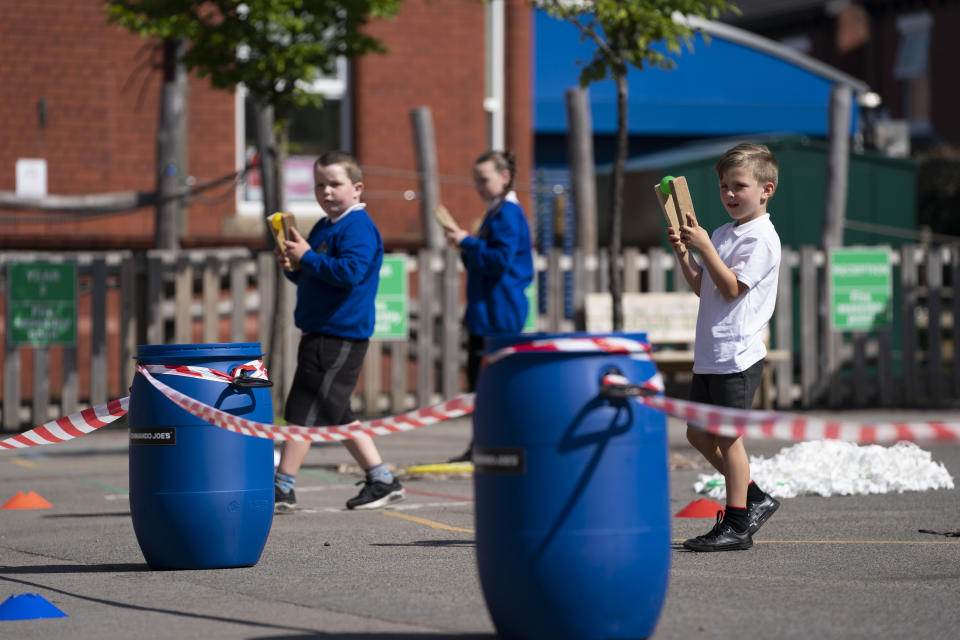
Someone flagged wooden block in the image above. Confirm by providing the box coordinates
[268,211,301,270]
[653,179,685,254]
[433,204,460,231]
[268,211,297,250]
[669,176,696,228]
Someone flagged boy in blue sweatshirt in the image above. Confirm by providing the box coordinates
[273,150,404,512]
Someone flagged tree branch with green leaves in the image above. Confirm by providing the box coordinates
[534,0,737,330]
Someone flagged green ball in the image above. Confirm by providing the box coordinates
[659,175,675,195]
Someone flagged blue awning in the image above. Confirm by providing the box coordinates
[534,11,868,137]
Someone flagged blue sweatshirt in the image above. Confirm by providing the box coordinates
[459,197,534,335]
[285,205,383,339]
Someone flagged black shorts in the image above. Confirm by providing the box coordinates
[689,359,764,410]
[466,332,486,392]
[284,334,368,427]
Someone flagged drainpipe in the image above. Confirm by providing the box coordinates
[485,0,505,150]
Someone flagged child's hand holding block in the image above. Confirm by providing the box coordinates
[269,211,301,270]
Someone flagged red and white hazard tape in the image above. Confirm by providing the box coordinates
[640,395,960,444]
[484,335,653,364]
[0,398,129,450]
[141,359,269,385]
[0,360,266,450]
[137,363,474,442]
[6,338,960,450]
[597,369,960,444]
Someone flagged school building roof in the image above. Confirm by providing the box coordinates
[534,12,871,138]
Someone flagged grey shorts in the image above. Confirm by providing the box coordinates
[689,359,764,410]
[284,334,368,427]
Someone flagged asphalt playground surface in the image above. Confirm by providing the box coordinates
[2,408,960,639]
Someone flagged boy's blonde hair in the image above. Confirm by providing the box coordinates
[715,143,778,189]
[315,150,363,184]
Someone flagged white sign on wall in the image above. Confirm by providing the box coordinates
[16,158,47,197]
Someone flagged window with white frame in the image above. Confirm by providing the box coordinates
[236,58,350,216]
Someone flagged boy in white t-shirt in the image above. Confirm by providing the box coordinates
[666,143,782,552]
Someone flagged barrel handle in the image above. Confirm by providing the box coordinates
[598,367,657,400]
[231,370,273,388]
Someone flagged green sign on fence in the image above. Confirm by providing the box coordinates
[7,262,78,346]
[523,279,537,333]
[373,254,408,340]
[829,247,892,331]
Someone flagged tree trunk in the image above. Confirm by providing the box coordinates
[411,106,443,250]
[155,38,186,251]
[566,87,598,256]
[821,84,852,250]
[253,103,289,408]
[255,103,282,239]
[608,68,628,331]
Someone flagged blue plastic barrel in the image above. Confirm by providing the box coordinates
[474,332,670,640]
[128,343,274,570]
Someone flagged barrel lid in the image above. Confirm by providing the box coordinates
[136,342,264,359]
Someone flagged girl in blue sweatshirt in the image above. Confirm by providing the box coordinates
[443,150,534,461]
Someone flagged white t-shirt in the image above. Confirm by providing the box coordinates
[693,213,781,375]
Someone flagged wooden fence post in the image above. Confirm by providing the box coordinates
[202,256,219,343]
[547,248,563,331]
[622,248,640,293]
[229,257,246,343]
[952,246,960,399]
[3,338,19,430]
[648,247,666,293]
[146,254,165,345]
[257,252,275,352]
[120,253,138,393]
[90,257,107,406]
[281,276,297,401]
[363,343,382,415]
[775,248,795,408]
[800,246,820,407]
[391,339,409,414]
[901,245,918,405]
[417,250,436,408]
[926,248,943,406]
[442,247,461,397]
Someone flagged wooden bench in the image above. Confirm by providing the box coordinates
[585,292,790,410]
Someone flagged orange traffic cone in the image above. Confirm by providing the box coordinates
[674,498,724,518]
[2,491,53,509]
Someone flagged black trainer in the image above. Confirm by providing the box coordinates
[683,511,753,552]
[747,494,781,535]
[346,478,406,510]
[274,486,297,514]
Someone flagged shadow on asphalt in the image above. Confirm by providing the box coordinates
[42,511,131,518]
[370,539,475,547]
[253,635,495,639]
[0,563,149,573]
[0,574,440,637]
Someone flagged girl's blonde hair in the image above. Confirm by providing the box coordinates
[475,150,517,192]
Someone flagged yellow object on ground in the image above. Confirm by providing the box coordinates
[404,462,474,474]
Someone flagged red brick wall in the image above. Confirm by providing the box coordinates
[1,0,533,250]
[0,1,236,249]
[354,0,533,246]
